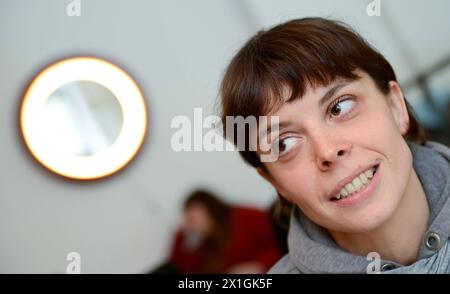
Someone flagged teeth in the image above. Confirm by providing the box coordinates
[352,177,363,190]
[336,166,377,200]
[359,173,368,184]
[364,168,375,179]
[345,183,355,194]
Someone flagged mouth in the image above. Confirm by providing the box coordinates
[330,163,380,204]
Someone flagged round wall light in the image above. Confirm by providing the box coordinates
[20,57,147,180]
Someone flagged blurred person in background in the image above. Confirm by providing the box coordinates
[167,189,282,274]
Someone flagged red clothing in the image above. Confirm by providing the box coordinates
[170,206,282,273]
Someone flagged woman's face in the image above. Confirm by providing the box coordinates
[182,203,213,237]
[258,70,413,233]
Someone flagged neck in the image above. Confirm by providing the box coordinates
[329,169,429,265]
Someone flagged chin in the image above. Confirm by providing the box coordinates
[348,217,388,233]
[339,202,399,233]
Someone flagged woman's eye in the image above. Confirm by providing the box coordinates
[278,137,298,155]
[330,98,355,117]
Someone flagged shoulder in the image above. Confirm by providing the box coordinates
[426,141,450,161]
[233,206,265,215]
[232,206,268,221]
[267,254,302,274]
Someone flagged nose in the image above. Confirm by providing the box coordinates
[311,132,352,171]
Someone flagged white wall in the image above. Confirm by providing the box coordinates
[0,0,449,273]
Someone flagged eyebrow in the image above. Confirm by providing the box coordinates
[318,79,352,107]
[259,121,292,141]
[259,79,353,141]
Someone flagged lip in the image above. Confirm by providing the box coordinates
[332,164,380,207]
[329,162,380,201]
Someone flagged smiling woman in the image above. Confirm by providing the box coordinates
[219,17,450,273]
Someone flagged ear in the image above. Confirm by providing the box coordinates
[256,167,290,201]
[387,81,410,135]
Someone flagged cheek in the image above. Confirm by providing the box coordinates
[354,106,412,178]
[273,164,322,207]
[350,100,406,155]
[369,96,404,135]
[361,108,409,160]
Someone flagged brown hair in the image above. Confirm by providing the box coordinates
[220,17,426,169]
[219,17,426,225]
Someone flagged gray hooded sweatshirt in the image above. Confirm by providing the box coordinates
[269,141,450,274]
